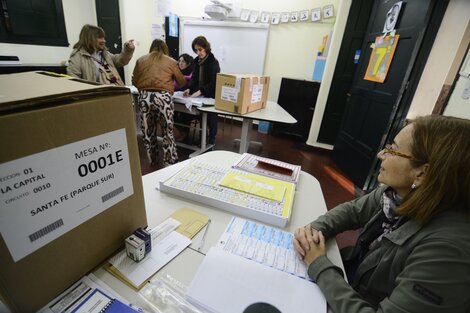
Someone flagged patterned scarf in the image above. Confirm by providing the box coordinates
[369,188,407,250]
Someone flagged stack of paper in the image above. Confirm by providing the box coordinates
[232,153,302,184]
[216,217,308,278]
[160,162,295,227]
[190,97,215,107]
[108,231,191,289]
[172,92,215,109]
[186,248,326,313]
[106,208,209,289]
[38,275,131,313]
[70,289,138,313]
[219,171,290,202]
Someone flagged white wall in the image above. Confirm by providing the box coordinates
[407,0,470,119]
[444,47,470,119]
[0,0,95,65]
[1,0,337,101]
[118,0,154,84]
[149,0,338,102]
[306,0,351,149]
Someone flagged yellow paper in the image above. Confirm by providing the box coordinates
[219,171,289,202]
[170,208,209,239]
[105,264,146,290]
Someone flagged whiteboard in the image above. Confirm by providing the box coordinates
[180,20,269,75]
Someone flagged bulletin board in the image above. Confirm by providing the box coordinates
[181,19,269,75]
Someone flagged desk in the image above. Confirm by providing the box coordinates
[92,151,343,311]
[198,101,297,153]
[172,101,214,157]
[131,91,214,158]
[0,152,342,313]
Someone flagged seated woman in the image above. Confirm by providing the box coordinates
[175,53,194,91]
[294,115,470,313]
[67,24,134,85]
[174,53,195,142]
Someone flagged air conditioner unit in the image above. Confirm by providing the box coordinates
[204,4,228,20]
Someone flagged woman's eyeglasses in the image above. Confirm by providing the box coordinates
[382,144,415,160]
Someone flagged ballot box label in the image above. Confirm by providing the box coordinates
[0,128,134,261]
[221,86,239,103]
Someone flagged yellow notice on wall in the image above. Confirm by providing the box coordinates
[219,171,290,202]
[364,34,400,83]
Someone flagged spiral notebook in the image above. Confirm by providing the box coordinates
[98,299,138,313]
[71,288,138,313]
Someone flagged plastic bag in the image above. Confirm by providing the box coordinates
[138,273,204,313]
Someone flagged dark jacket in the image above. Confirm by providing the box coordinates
[308,185,470,313]
[188,52,220,98]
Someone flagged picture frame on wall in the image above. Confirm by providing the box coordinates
[300,10,309,21]
[290,11,299,22]
[281,12,290,23]
[249,10,259,23]
[271,13,281,25]
[323,4,334,19]
[311,8,321,22]
[260,11,270,23]
[240,9,250,21]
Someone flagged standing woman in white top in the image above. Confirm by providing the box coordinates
[67,24,135,86]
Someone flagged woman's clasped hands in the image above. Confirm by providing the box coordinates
[293,226,327,266]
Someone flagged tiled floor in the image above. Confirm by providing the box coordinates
[137,117,359,249]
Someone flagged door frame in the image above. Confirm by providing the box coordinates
[95,0,125,84]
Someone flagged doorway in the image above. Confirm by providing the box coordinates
[330,0,448,190]
[95,0,125,84]
[317,0,374,145]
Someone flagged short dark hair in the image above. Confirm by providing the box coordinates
[178,53,194,65]
[191,36,211,54]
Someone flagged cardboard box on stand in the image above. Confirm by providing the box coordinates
[215,74,270,114]
[0,72,147,312]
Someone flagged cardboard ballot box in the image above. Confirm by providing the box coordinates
[0,72,147,312]
[215,74,270,114]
